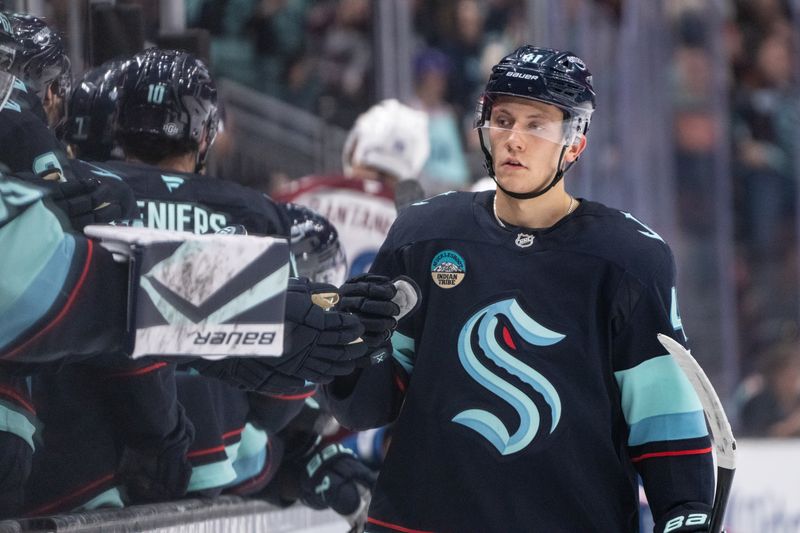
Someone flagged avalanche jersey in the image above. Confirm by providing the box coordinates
[0,77,72,178]
[276,175,396,276]
[327,191,714,532]
[71,159,290,237]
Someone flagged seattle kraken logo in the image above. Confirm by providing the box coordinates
[454,298,564,455]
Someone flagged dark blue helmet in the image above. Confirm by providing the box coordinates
[64,60,126,161]
[476,45,595,141]
[285,203,347,286]
[116,48,218,168]
[475,45,597,199]
[3,13,71,101]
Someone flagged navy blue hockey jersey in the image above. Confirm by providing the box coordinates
[69,159,290,237]
[0,77,72,178]
[326,191,714,532]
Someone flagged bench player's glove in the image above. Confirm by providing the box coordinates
[654,503,712,533]
[337,274,420,366]
[192,278,367,393]
[117,440,193,504]
[298,442,377,516]
[35,175,137,230]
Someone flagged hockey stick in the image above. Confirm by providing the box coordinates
[657,334,736,533]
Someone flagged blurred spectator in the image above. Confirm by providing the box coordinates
[442,0,488,117]
[315,0,373,128]
[246,0,313,96]
[739,342,800,437]
[412,48,470,192]
[732,32,796,255]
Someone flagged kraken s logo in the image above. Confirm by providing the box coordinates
[454,298,565,455]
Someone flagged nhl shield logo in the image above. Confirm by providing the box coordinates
[515,233,534,248]
[431,250,466,289]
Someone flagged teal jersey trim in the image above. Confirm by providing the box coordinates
[391,331,415,375]
[0,201,74,350]
[614,354,703,425]
[0,402,37,450]
[228,424,267,486]
[187,441,241,492]
[73,487,124,512]
[627,409,708,446]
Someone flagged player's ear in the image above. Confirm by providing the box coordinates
[564,135,587,163]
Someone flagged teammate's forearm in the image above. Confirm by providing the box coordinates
[323,361,405,430]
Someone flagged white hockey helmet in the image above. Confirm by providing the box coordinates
[342,99,430,181]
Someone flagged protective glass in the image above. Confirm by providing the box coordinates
[475,95,592,151]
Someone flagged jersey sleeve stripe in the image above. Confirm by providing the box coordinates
[627,410,708,446]
[265,389,317,401]
[73,487,124,512]
[105,361,168,378]
[227,424,268,487]
[614,354,703,424]
[1,238,91,360]
[367,517,435,533]
[0,198,70,316]
[187,446,238,492]
[0,202,75,350]
[26,472,116,516]
[630,446,712,463]
[0,402,37,450]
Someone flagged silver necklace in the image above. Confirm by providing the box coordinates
[493,194,576,228]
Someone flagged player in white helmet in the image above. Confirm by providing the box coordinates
[277,99,430,277]
[342,99,430,185]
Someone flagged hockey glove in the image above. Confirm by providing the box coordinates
[279,278,368,380]
[338,274,421,365]
[192,279,367,393]
[35,175,136,231]
[117,442,193,504]
[654,503,712,533]
[298,442,377,516]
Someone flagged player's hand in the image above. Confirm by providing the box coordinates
[191,278,367,393]
[117,443,192,504]
[337,274,399,365]
[33,175,137,230]
[298,442,377,516]
[279,278,368,380]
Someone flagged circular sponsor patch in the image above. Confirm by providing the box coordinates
[431,250,466,289]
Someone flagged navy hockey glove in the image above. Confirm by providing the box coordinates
[654,503,712,533]
[36,175,136,231]
[279,278,368,380]
[338,274,421,365]
[191,279,367,393]
[338,274,398,365]
[298,442,377,516]
[117,443,193,504]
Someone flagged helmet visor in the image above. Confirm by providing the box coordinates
[475,94,591,146]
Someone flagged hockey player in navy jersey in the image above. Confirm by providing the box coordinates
[25,48,367,510]
[0,13,72,177]
[0,172,138,517]
[63,60,126,162]
[325,46,716,532]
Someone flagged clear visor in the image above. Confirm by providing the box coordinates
[478,113,589,148]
